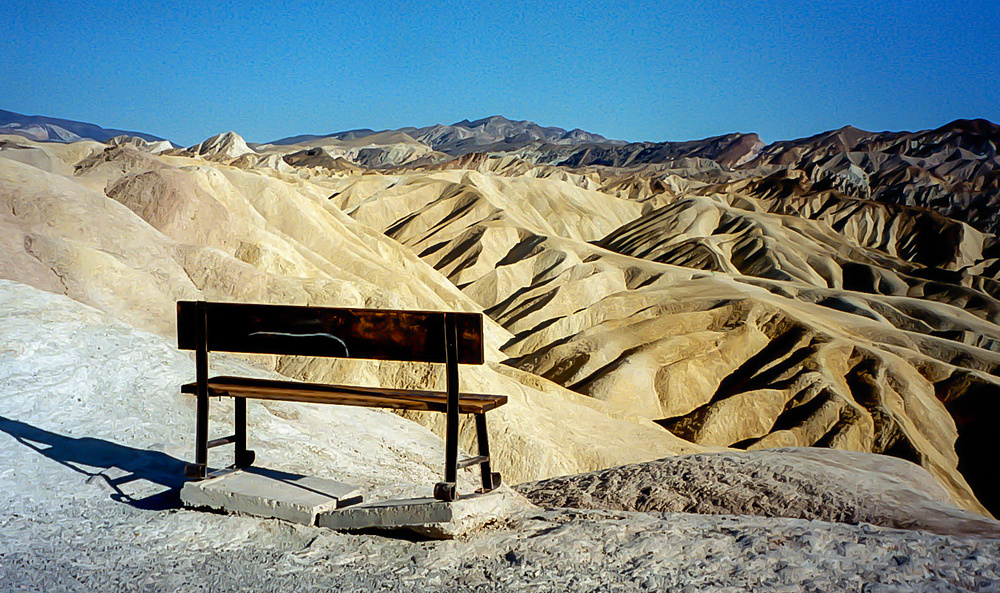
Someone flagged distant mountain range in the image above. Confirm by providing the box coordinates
[0,109,170,144]
[267,115,621,157]
[4,108,998,232]
[6,108,996,174]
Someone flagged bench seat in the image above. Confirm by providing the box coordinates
[181,375,507,414]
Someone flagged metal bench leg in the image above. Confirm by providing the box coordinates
[475,413,501,492]
[186,300,210,480]
[234,397,255,468]
[435,313,460,502]
[185,392,209,479]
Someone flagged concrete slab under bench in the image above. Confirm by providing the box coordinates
[180,467,363,526]
[317,487,533,538]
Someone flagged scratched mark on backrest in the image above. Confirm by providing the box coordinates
[177,301,484,364]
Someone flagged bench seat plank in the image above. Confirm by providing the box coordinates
[181,375,507,414]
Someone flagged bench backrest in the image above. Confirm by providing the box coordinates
[177,301,484,365]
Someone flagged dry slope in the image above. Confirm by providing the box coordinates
[2,119,999,520]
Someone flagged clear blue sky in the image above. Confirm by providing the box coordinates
[3,0,998,146]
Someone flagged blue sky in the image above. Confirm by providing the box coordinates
[2,0,998,146]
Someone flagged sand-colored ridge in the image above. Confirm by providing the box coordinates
[0,141,701,489]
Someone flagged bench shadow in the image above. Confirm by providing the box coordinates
[0,415,187,511]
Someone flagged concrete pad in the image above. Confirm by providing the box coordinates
[181,467,363,526]
[317,486,536,539]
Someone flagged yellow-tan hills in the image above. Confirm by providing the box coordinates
[2,119,999,520]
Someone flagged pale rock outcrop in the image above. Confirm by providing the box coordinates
[186,131,256,161]
[517,448,1000,538]
[108,134,173,154]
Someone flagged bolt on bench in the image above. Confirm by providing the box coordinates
[177,301,506,502]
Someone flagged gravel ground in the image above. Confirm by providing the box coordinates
[2,494,999,592]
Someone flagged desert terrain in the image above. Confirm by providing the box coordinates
[1,114,999,590]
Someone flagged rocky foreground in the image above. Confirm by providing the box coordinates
[5,500,999,592]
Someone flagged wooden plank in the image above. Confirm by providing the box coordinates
[177,301,484,364]
[218,389,448,412]
[186,375,506,404]
[180,376,507,414]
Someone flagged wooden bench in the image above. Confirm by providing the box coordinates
[177,300,506,501]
